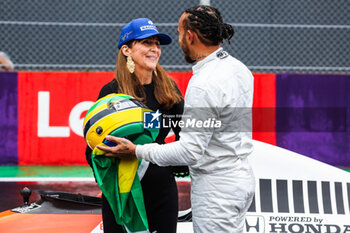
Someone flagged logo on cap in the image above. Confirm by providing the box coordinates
[122,31,133,41]
[140,25,157,31]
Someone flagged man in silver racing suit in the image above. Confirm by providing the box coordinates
[97,5,255,233]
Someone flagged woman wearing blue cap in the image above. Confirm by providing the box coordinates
[85,18,187,233]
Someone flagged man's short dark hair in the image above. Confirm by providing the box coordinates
[183,5,234,46]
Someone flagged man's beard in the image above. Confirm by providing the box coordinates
[181,35,196,64]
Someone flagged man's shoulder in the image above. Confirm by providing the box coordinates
[222,54,250,71]
[198,55,249,80]
[193,54,253,95]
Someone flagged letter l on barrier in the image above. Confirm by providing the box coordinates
[37,91,70,137]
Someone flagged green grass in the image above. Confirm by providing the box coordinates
[0,166,93,178]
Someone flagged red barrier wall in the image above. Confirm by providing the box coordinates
[17,72,113,165]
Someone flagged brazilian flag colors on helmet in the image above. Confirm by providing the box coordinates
[83,93,159,150]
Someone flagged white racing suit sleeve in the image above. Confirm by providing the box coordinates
[136,86,218,166]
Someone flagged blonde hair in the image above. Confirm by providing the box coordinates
[114,48,182,110]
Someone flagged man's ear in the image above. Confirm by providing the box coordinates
[121,45,131,56]
[186,30,195,44]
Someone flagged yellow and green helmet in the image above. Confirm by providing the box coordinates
[83,94,159,150]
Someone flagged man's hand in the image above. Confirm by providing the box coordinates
[96,135,136,159]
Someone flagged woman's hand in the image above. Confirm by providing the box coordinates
[96,135,136,159]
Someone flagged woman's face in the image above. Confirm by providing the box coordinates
[128,36,161,72]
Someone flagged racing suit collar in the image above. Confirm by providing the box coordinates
[192,47,223,75]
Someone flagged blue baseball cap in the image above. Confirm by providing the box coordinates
[118,18,172,49]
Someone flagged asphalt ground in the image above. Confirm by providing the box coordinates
[0,166,98,212]
[0,166,191,212]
